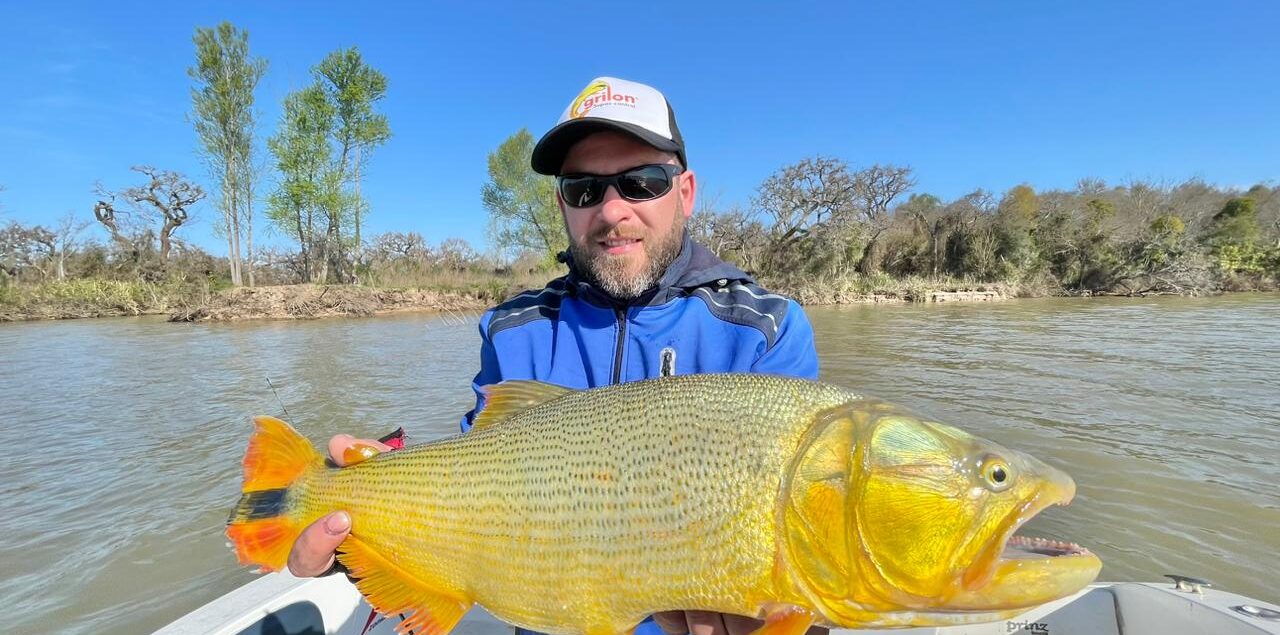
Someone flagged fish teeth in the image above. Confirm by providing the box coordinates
[1008,535,1091,555]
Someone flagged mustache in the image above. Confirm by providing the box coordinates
[591,228,646,242]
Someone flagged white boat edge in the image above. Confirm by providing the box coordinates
[156,572,1280,635]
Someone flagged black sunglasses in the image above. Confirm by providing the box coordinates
[557,164,685,209]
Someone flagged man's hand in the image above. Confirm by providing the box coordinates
[286,434,392,577]
[652,612,828,635]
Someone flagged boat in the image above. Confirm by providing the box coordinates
[157,572,1280,635]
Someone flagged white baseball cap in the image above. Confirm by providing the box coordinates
[531,76,686,175]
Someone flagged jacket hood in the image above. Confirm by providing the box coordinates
[562,231,754,308]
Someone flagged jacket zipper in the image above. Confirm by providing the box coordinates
[611,307,627,384]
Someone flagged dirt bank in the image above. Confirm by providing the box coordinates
[168,284,491,321]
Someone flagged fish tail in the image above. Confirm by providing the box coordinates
[226,415,325,572]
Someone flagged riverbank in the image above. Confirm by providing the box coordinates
[0,277,516,322]
[1,277,1014,322]
[168,284,492,321]
[3,275,1271,322]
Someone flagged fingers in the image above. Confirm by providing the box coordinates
[652,611,689,635]
[328,434,392,467]
[653,612,792,635]
[287,511,350,577]
[684,611,728,635]
[722,615,763,635]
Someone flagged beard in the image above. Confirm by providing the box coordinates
[569,205,686,302]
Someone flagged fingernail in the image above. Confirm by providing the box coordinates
[324,512,350,535]
[342,442,382,465]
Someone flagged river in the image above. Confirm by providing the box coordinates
[1,294,1277,634]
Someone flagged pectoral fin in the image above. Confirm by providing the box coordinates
[473,380,574,430]
[337,535,471,635]
[749,606,816,635]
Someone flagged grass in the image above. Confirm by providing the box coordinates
[360,264,558,303]
[0,278,214,321]
[0,266,1061,322]
[763,271,1030,304]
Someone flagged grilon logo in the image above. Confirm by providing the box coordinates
[569,80,638,119]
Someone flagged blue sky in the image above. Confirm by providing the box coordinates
[2,1,1277,255]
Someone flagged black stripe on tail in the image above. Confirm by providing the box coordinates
[229,487,290,523]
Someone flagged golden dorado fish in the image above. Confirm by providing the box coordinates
[227,373,1100,635]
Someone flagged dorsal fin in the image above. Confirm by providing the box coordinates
[472,380,574,430]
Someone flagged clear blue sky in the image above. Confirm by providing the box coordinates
[2,1,1277,255]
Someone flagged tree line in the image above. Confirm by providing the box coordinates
[2,21,1278,298]
[483,140,1280,296]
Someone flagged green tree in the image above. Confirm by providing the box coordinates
[995,184,1039,275]
[266,85,335,282]
[1075,198,1120,289]
[482,129,563,268]
[897,193,946,276]
[1204,197,1265,274]
[1205,197,1261,247]
[189,22,267,287]
[314,47,391,283]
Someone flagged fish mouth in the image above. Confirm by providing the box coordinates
[950,481,1102,611]
[1002,535,1092,559]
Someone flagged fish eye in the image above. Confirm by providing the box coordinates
[980,457,1014,492]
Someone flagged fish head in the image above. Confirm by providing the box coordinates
[781,400,1100,626]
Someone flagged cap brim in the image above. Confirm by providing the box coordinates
[531,119,682,175]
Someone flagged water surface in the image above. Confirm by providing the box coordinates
[1,294,1276,634]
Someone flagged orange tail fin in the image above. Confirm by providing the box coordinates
[226,416,324,572]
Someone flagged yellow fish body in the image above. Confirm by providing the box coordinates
[227,374,1100,635]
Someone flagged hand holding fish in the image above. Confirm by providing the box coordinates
[287,435,392,577]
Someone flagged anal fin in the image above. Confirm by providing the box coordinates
[337,535,471,635]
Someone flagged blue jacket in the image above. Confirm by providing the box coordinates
[461,234,819,431]
[460,235,817,635]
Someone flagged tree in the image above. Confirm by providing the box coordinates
[0,222,54,281]
[314,47,391,283]
[93,167,204,272]
[898,193,947,277]
[851,164,915,274]
[482,129,563,267]
[753,156,859,275]
[994,184,1040,275]
[1204,197,1265,274]
[50,212,91,280]
[1205,197,1261,248]
[121,166,206,263]
[93,184,155,271]
[437,237,479,271]
[190,21,267,287]
[1075,198,1120,289]
[267,85,335,282]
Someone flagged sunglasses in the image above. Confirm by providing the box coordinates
[557,164,685,208]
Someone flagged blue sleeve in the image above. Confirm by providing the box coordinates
[460,311,502,432]
[750,300,819,380]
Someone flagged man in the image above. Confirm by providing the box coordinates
[288,77,820,635]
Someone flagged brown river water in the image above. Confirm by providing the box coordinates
[1,294,1277,634]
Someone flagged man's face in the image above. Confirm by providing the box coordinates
[558,131,697,300]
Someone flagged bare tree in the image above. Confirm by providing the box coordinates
[92,187,140,258]
[50,212,90,280]
[753,156,859,272]
[851,164,915,274]
[121,166,206,262]
[0,222,55,281]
